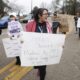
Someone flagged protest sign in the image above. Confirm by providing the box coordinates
[20,32,66,66]
[8,21,22,37]
[77,18,80,28]
[2,38,21,57]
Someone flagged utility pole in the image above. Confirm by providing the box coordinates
[63,0,65,14]
[31,0,33,12]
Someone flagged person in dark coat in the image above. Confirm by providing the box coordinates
[74,12,80,33]
[0,29,2,35]
[52,13,60,33]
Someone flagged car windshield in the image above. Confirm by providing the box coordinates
[1,16,9,20]
[24,14,32,20]
[0,16,9,24]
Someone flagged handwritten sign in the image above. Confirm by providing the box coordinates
[8,21,23,37]
[20,32,66,66]
[2,38,21,57]
[77,18,80,28]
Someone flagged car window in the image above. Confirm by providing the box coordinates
[24,14,32,20]
[1,16,9,20]
[0,16,9,24]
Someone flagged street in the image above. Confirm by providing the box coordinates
[0,15,80,80]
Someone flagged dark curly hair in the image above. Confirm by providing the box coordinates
[33,8,48,21]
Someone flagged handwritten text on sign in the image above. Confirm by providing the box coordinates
[2,38,21,57]
[20,32,66,66]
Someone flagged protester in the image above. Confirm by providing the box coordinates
[7,15,23,65]
[74,12,80,33]
[25,8,52,80]
[0,29,2,35]
[51,13,60,33]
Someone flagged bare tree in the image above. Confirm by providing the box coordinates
[0,0,11,17]
[40,2,48,8]
[62,0,80,15]
[8,2,25,16]
[50,0,61,12]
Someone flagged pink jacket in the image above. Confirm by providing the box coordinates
[25,20,52,33]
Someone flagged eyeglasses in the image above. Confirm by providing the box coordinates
[42,13,49,15]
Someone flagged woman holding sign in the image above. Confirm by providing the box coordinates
[7,15,23,65]
[25,8,52,80]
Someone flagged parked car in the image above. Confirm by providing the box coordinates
[20,14,32,23]
[0,16,9,29]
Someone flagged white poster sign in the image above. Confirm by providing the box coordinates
[20,32,66,66]
[8,21,22,37]
[2,38,21,57]
[77,18,80,28]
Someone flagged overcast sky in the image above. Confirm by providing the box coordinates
[9,0,53,14]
